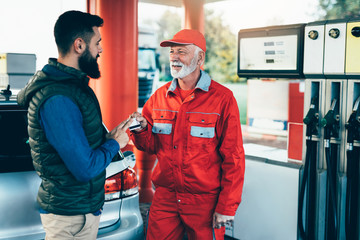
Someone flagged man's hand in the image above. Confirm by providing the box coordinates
[106,118,132,148]
[131,112,148,131]
[213,212,234,229]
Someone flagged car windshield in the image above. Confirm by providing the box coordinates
[138,48,156,71]
[0,108,33,173]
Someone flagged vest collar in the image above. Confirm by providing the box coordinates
[46,58,90,85]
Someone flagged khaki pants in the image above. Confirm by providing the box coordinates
[40,213,101,240]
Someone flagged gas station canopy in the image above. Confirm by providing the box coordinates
[139,0,225,7]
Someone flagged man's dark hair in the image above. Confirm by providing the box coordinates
[54,10,103,56]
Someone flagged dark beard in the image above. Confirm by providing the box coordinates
[79,48,101,79]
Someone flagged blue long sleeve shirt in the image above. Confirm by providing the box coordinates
[39,95,119,182]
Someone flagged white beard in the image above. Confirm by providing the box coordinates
[170,54,198,79]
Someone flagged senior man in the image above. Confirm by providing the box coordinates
[131,29,245,240]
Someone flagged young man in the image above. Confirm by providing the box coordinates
[131,29,245,240]
[17,11,131,239]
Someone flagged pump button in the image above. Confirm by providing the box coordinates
[329,28,340,39]
[308,30,318,40]
[351,27,360,38]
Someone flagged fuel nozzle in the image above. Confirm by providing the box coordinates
[321,99,340,139]
[0,85,11,101]
[321,99,338,127]
[303,96,319,137]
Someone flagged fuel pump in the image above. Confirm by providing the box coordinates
[298,95,319,240]
[299,21,328,239]
[345,96,360,239]
[231,19,360,240]
[321,98,340,239]
[344,18,360,240]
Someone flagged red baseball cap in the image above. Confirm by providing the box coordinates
[160,29,206,52]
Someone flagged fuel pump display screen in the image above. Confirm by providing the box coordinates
[238,23,305,78]
[240,35,298,70]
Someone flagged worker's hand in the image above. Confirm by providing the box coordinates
[213,212,234,229]
[131,112,147,131]
[106,118,132,148]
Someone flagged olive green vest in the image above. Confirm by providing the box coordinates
[18,59,106,215]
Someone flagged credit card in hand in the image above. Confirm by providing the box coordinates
[129,118,141,131]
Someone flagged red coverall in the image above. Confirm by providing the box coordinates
[131,71,245,240]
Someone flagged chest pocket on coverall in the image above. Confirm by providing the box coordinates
[152,110,176,149]
[187,113,218,149]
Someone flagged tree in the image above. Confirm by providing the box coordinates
[154,8,240,83]
[204,8,239,83]
[156,10,182,81]
[318,0,360,19]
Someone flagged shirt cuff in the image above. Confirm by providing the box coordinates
[104,138,120,153]
[130,126,148,134]
[215,203,238,216]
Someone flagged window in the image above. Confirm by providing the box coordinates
[138,48,156,71]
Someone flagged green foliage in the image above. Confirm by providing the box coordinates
[318,0,360,19]
[204,9,240,83]
[155,10,181,82]
[154,8,242,83]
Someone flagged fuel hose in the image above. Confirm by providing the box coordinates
[345,96,360,239]
[321,99,339,239]
[298,96,319,240]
